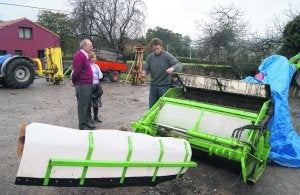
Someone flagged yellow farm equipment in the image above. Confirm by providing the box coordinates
[0,47,64,88]
[33,47,64,84]
[126,45,145,85]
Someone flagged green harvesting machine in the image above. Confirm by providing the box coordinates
[132,73,273,183]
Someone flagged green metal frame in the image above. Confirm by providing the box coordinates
[289,53,300,69]
[63,65,72,79]
[43,131,196,186]
[132,87,271,183]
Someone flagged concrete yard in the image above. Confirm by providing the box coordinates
[1,79,300,194]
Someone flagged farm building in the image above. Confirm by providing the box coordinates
[0,17,60,58]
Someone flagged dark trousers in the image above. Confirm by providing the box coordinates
[149,84,171,109]
[75,84,93,128]
[88,84,103,119]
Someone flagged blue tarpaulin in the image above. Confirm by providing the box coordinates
[243,55,300,167]
[0,54,12,64]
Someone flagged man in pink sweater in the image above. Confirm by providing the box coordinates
[72,39,95,130]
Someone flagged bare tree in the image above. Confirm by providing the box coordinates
[247,2,299,60]
[272,2,300,36]
[72,0,92,39]
[245,31,282,60]
[71,0,146,51]
[196,4,249,64]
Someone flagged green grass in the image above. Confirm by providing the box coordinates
[181,62,230,67]
[120,73,151,82]
[127,61,230,67]
[119,73,129,80]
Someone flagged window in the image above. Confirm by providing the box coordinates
[15,50,23,55]
[19,27,32,39]
[37,50,45,58]
[0,50,7,55]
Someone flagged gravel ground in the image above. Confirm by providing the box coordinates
[0,78,300,194]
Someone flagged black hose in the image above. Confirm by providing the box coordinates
[231,125,263,139]
[259,103,274,135]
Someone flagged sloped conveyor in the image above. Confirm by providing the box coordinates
[15,123,196,187]
[132,74,273,183]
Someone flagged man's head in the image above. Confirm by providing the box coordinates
[150,38,162,55]
[80,39,93,53]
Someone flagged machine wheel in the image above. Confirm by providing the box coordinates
[0,78,8,87]
[296,70,300,86]
[108,71,119,82]
[4,58,35,88]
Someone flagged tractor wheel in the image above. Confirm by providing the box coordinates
[4,58,35,88]
[108,71,119,82]
[0,78,8,87]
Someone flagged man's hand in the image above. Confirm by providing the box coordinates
[166,67,175,74]
[141,70,147,79]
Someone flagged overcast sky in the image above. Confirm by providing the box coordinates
[0,0,299,40]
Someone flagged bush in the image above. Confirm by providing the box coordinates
[176,56,200,64]
[176,56,229,66]
[62,55,73,60]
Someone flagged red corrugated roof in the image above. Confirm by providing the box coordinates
[0,17,26,29]
[0,17,60,38]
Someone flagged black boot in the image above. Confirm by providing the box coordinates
[87,116,95,124]
[94,107,102,122]
[87,103,95,124]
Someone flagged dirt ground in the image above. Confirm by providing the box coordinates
[0,78,300,194]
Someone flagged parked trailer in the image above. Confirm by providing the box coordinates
[64,48,127,82]
[95,60,127,82]
[95,48,127,82]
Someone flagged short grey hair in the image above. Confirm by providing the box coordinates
[79,39,91,49]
